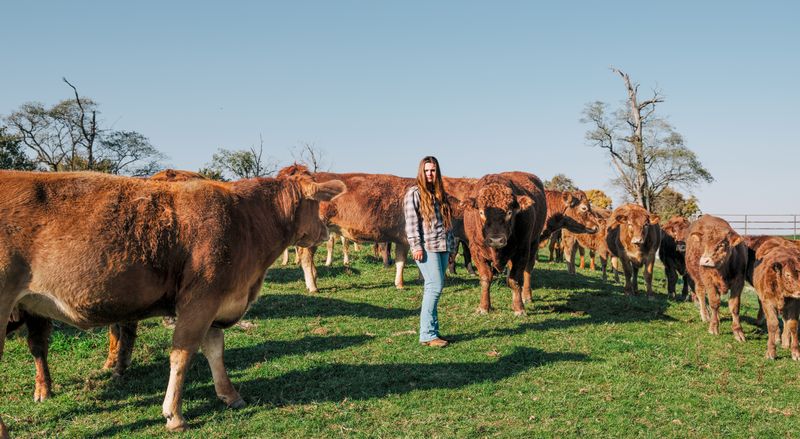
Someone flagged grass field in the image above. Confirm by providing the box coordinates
[1,246,798,438]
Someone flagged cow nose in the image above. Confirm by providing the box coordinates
[700,256,715,267]
[487,236,506,248]
[676,243,686,252]
[631,237,644,245]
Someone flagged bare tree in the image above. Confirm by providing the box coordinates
[62,77,98,169]
[97,130,167,176]
[292,142,329,172]
[581,67,712,211]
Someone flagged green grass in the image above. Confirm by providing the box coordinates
[1,247,797,438]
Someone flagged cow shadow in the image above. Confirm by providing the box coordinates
[246,294,416,320]
[88,346,589,436]
[266,265,362,284]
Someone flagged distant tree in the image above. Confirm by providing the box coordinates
[206,136,277,180]
[651,187,701,221]
[544,174,577,192]
[4,78,166,173]
[581,67,713,211]
[291,142,329,172]
[0,126,36,170]
[585,189,613,210]
[197,167,227,181]
[96,131,166,176]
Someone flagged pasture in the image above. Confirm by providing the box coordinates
[1,247,797,438]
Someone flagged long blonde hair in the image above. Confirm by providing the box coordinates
[416,156,452,230]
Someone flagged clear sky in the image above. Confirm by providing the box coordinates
[2,1,797,214]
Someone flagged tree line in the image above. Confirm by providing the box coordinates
[3,69,712,219]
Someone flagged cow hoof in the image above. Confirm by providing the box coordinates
[765,352,776,360]
[708,327,720,336]
[33,391,50,402]
[475,307,489,315]
[165,417,188,432]
[792,351,800,361]
[227,397,246,409]
[733,331,746,343]
[514,310,527,317]
[308,288,318,294]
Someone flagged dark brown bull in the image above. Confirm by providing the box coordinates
[606,204,661,297]
[659,216,695,300]
[0,169,345,435]
[685,214,748,342]
[461,172,547,315]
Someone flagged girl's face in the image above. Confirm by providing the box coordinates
[424,162,437,184]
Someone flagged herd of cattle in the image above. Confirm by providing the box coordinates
[0,165,797,436]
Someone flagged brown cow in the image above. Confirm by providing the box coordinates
[685,214,747,341]
[751,237,800,359]
[606,204,661,297]
[562,208,615,281]
[461,172,547,315]
[277,166,416,292]
[443,177,479,275]
[0,169,345,435]
[659,216,695,300]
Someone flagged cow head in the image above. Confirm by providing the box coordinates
[662,216,691,253]
[690,228,743,268]
[290,176,347,248]
[764,251,800,298]
[464,183,532,249]
[613,207,659,248]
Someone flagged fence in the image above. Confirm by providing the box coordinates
[708,214,799,238]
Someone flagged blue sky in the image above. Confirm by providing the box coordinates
[2,1,797,213]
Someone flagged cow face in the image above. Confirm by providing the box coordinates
[690,229,743,268]
[614,210,660,248]
[769,254,800,298]
[470,183,532,249]
[293,178,347,247]
[662,216,691,253]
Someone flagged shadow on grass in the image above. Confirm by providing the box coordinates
[89,346,589,436]
[266,265,362,284]
[247,294,416,320]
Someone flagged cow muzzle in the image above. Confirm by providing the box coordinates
[631,237,644,245]
[486,236,507,248]
[699,256,716,267]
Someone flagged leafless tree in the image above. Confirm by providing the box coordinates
[62,77,98,169]
[292,142,329,172]
[581,67,712,211]
[207,135,277,180]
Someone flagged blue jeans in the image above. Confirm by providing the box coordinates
[416,250,449,342]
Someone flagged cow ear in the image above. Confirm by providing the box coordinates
[517,195,534,211]
[460,197,477,211]
[729,233,743,247]
[613,213,627,224]
[562,192,579,207]
[690,232,702,243]
[301,179,346,201]
[649,214,660,225]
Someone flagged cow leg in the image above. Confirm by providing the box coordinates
[644,260,655,299]
[578,247,586,270]
[620,259,634,296]
[611,257,621,283]
[763,302,780,359]
[448,239,458,275]
[462,242,476,275]
[280,248,289,266]
[201,327,244,408]
[548,238,557,262]
[564,238,577,275]
[104,322,138,376]
[522,252,536,305]
[729,278,746,342]
[589,250,596,271]
[782,305,792,349]
[298,246,319,293]
[600,255,608,281]
[382,242,394,268]
[24,313,52,402]
[341,236,351,266]
[394,242,408,289]
[509,261,527,316]
[325,235,335,267]
[665,266,678,300]
[352,242,361,252]
[784,299,800,360]
[162,307,219,432]
[707,287,721,336]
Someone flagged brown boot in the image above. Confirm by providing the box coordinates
[421,338,449,347]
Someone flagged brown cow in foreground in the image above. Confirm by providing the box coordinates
[685,215,748,342]
[461,172,547,315]
[749,236,800,359]
[659,216,695,300]
[606,204,661,297]
[0,170,345,435]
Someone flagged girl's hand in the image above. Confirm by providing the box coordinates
[413,249,424,261]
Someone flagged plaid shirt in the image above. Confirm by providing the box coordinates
[404,186,454,254]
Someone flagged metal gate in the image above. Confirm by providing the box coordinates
[709,214,799,238]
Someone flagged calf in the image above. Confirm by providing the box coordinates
[562,208,615,281]
[659,216,695,300]
[461,172,547,315]
[751,237,800,359]
[606,204,661,297]
[0,169,344,435]
[685,215,748,341]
